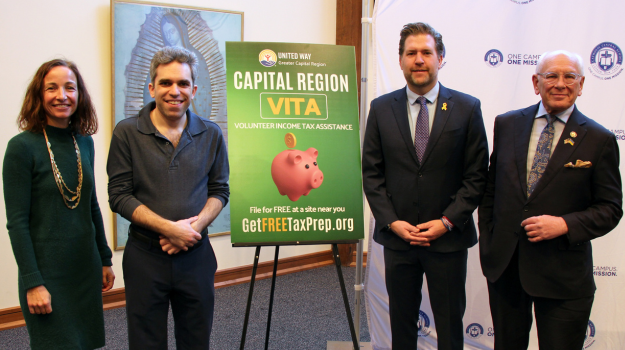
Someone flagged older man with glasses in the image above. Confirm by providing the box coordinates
[478,50,622,350]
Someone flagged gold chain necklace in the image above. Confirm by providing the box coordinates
[43,129,83,209]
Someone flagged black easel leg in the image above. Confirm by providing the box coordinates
[264,246,280,350]
[240,246,261,350]
[332,243,360,350]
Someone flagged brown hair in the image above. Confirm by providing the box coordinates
[150,46,198,85]
[18,59,98,135]
[399,22,445,58]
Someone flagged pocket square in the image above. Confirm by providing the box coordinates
[564,160,592,168]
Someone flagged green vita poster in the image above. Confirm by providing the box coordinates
[226,42,364,245]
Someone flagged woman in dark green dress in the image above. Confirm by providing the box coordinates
[3,59,115,349]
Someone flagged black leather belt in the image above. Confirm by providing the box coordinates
[129,228,161,246]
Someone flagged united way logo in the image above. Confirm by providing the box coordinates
[584,320,596,349]
[589,42,623,80]
[484,49,504,68]
[465,323,484,340]
[259,49,277,67]
[417,310,431,337]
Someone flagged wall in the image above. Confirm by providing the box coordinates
[0,0,337,309]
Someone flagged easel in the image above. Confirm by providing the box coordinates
[236,240,360,350]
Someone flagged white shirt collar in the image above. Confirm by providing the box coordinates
[535,102,575,124]
[406,82,440,105]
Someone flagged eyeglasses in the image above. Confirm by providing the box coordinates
[536,72,583,86]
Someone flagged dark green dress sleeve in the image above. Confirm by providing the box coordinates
[87,137,112,266]
[3,137,45,290]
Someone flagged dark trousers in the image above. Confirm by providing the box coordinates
[384,246,468,350]
[487,247,593,350]
[123,234,218,350]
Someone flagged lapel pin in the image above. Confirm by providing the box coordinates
[564,138,574,146]
[570,131,577,138]
[442,103,447,111]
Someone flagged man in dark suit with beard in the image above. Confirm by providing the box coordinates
[362,22,489,350]
[479,50,622,350]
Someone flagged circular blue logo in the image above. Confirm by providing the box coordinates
[589,42,623,78]
[484,49,504,68]
[465,323,484,339]
[417,310,431,337]
[584,320,596,349]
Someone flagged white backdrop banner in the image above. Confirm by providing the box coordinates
[364,0,625,349]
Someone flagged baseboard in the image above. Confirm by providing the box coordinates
[0,249,338,331]
[349,250,368,267]
[214,249,335,288]
[0,307,24,331]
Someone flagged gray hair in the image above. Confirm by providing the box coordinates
[150,46,198,84]
[535,50,584,75]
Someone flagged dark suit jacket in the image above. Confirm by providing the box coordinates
[478,103,623,299]
[362,84,489,253]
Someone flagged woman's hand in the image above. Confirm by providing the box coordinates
[102,266,115,292]
[26,285,52,314]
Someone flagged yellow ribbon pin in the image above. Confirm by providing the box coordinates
[564,138,574,146]
[442,103,447,111]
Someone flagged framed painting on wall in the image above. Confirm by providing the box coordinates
[111,0,243,249]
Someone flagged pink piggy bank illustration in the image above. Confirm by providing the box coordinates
[271,148,324,201]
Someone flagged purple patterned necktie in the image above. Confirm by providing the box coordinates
[414,96,429,163]
[527,114,555,197]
